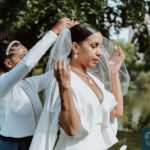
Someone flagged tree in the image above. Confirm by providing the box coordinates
[0,0,149,72]
[132,23,150,71]
[131,1,150,71]
[0,0,149,43]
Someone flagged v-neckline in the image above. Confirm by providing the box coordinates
[71,71,104,105]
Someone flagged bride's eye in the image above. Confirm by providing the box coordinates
[91,44,97,49]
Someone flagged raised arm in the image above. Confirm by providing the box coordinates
[0,18,72,96]
[54,60,79,136]
[106,45,125,118]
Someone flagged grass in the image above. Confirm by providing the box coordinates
[109,131,141,150]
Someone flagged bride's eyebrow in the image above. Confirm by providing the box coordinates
[90,42,101,45]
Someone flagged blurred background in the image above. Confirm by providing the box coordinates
[0,0,150,149]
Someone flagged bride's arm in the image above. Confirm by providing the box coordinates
[106,45,124,118]
[110,72,123,118]
[54,60,79,136]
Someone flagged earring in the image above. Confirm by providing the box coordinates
[74,53,78,59]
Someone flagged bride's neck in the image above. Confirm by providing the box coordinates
[70,60,87,74]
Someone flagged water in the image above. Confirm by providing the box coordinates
[118,90,150,131]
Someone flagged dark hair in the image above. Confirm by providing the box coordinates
[0,33,21,71]
[69,24,99,58]
[70,24,99,43]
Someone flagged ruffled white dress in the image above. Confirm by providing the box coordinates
[29,71,118,150]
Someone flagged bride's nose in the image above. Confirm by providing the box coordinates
[96,48,102,57]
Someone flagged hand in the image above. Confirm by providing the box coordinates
[54,59,71,89]
[51,17,72,34]
[106,45,125,75]
[71,20,80,26]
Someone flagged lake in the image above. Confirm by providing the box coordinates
[119,90,150,131]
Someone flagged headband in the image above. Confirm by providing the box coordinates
[6,40,21,55]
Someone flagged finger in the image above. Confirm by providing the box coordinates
[60,17,69,20]
[116,45,122,57]
[54,61,59,79]
[67,64,71,73]
[60,17,67,20]
[66,23,72,28]
[114,44,119,55]
[64,20,72,23]
[65,20,73,28]
[59,19,71,26]
[65,17,71,21]
[58,60,62,70]
[67,63,71,69]
[74,21,80,25]
[60,17,71,22]
[119,46,125,60]
[62,59,67,69]
[61,20,72,27]
[54,61,57,71]
[71,20,79,26]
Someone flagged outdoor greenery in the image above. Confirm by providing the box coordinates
[136,71,150,90]
[0,0,149,78]
[109,131,141,150]
[0,0,148,37]
[116,42,137,78]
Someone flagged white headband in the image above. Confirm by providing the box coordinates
[6,40,21,55]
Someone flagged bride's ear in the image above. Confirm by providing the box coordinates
[72,42,79,54]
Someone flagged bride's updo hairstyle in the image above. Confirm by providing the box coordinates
[0,33,21,71]
[69,24,100,58]
[70,24,99,44]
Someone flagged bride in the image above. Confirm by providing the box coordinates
[30,24,130,150]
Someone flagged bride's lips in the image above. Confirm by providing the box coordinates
[92,59,100,63]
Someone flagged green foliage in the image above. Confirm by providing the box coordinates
[137,114,150,131]
[123,113,134,131]
[0,0,149,44]
[135,71,150,90]
[122,112,150,132]
[129,81,138,90]
[132,23,150,71]
[115,41,139,80]
[144,46,150,70]
[109,131,141,150]
[116,42,136,69]
[0,0,149,72]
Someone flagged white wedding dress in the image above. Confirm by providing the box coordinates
[30,71,118,150]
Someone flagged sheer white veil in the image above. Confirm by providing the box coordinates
[46,27,130,95]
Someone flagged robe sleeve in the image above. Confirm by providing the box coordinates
[25,70,53,92]
[101,90,118,149]
[71,93,91,137]
[29,78,61,150]
[0,31,57,97]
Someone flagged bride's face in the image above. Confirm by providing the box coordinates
[77,32,103,68]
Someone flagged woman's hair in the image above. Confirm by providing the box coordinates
[70,24,99,43]
[0,33,21,71]
[69,24,99,58]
